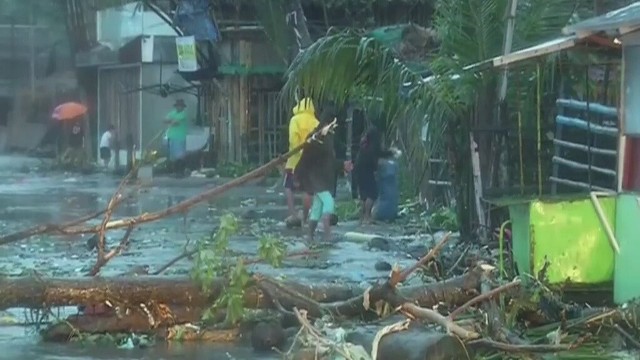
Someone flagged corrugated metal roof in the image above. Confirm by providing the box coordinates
[416,35,580,84]
[563,2,640,35]
[490,35,581,67]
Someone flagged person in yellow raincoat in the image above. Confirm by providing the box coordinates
[284,98,319,225]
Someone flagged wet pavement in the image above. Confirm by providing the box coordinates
[0,155,431,359]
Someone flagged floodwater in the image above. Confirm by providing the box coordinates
[0,155,429,359]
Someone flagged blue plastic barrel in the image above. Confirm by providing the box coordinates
[373,158,399,221]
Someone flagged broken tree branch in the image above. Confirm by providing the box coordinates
[449,279,521,320]
[293,307,354,359]
[401,302,480,340]
[87,225,134,276]
[613,324,640,349]
[90,167,138,276]
[152,248,198,275]
[467,338,576,353]
[96,183,126,261]
[390,232,452,287]
[0,121,339,245]
[0,202,115,246]
[255,256,485,319]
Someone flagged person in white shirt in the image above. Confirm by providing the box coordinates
[99,124,115,168]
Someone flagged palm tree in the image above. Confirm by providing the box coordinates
[279,0,602,237]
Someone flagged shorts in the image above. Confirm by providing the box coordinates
[356,173,378,201]
[309,191,335,222]
[99,147,111,160]
[283,169,299,191]
[168,139,187,161]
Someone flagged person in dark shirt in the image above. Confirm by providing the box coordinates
[68,120,84,149]
[295,122,352,243]
[353,127,393,223]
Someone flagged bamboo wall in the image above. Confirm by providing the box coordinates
[207,31,287,164]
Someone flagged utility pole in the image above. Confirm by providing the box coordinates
[498,0,518,103]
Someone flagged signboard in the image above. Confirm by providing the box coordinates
[176,36,198,72]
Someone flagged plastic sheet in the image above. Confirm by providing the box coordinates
[174,0,221,42]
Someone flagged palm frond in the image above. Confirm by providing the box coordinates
[515,0,582,47]
[254,0,294,65]
[434,0,506,63]
[281,29,427,113]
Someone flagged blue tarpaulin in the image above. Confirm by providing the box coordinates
[174,0,221,42]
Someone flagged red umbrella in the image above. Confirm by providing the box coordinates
[52,102,88,121]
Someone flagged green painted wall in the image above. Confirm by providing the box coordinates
[509,197,616,285]
[509,203,531,279]
[614,193,640,304]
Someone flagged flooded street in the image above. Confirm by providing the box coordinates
[0,155,429,359]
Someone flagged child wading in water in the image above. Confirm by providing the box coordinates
[295,120,352,244]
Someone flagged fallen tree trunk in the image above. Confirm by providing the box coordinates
[1,269,484,340]
[43,312,243,343]
[41,306,203,341]
[0,271,481,314]
[0,276,359,310]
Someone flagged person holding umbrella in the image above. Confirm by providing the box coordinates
[51,102,88,165]
[164,99,189,177]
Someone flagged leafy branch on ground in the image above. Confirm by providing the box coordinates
[335,200,361,221]
[190,215,290,327]
[427,206,459,232]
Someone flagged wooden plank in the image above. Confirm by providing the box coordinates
[556,99,618,117]
[553,138,617,156]
[552,156,617,177]
[549,176,614,193]
[492,35,578,68]
[556,115,618,136]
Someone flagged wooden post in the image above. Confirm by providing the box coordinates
[238,39,251,163]
[258,90,265,163]
[469,133,486,236]
[345,104,354,190]
[590,192,620,254]
[231,79,240,162]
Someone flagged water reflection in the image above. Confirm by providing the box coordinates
[0,326,272,360]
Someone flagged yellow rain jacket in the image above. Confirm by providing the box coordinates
[285,98,319,170]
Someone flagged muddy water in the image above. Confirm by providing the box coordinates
[0,155,423,359]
